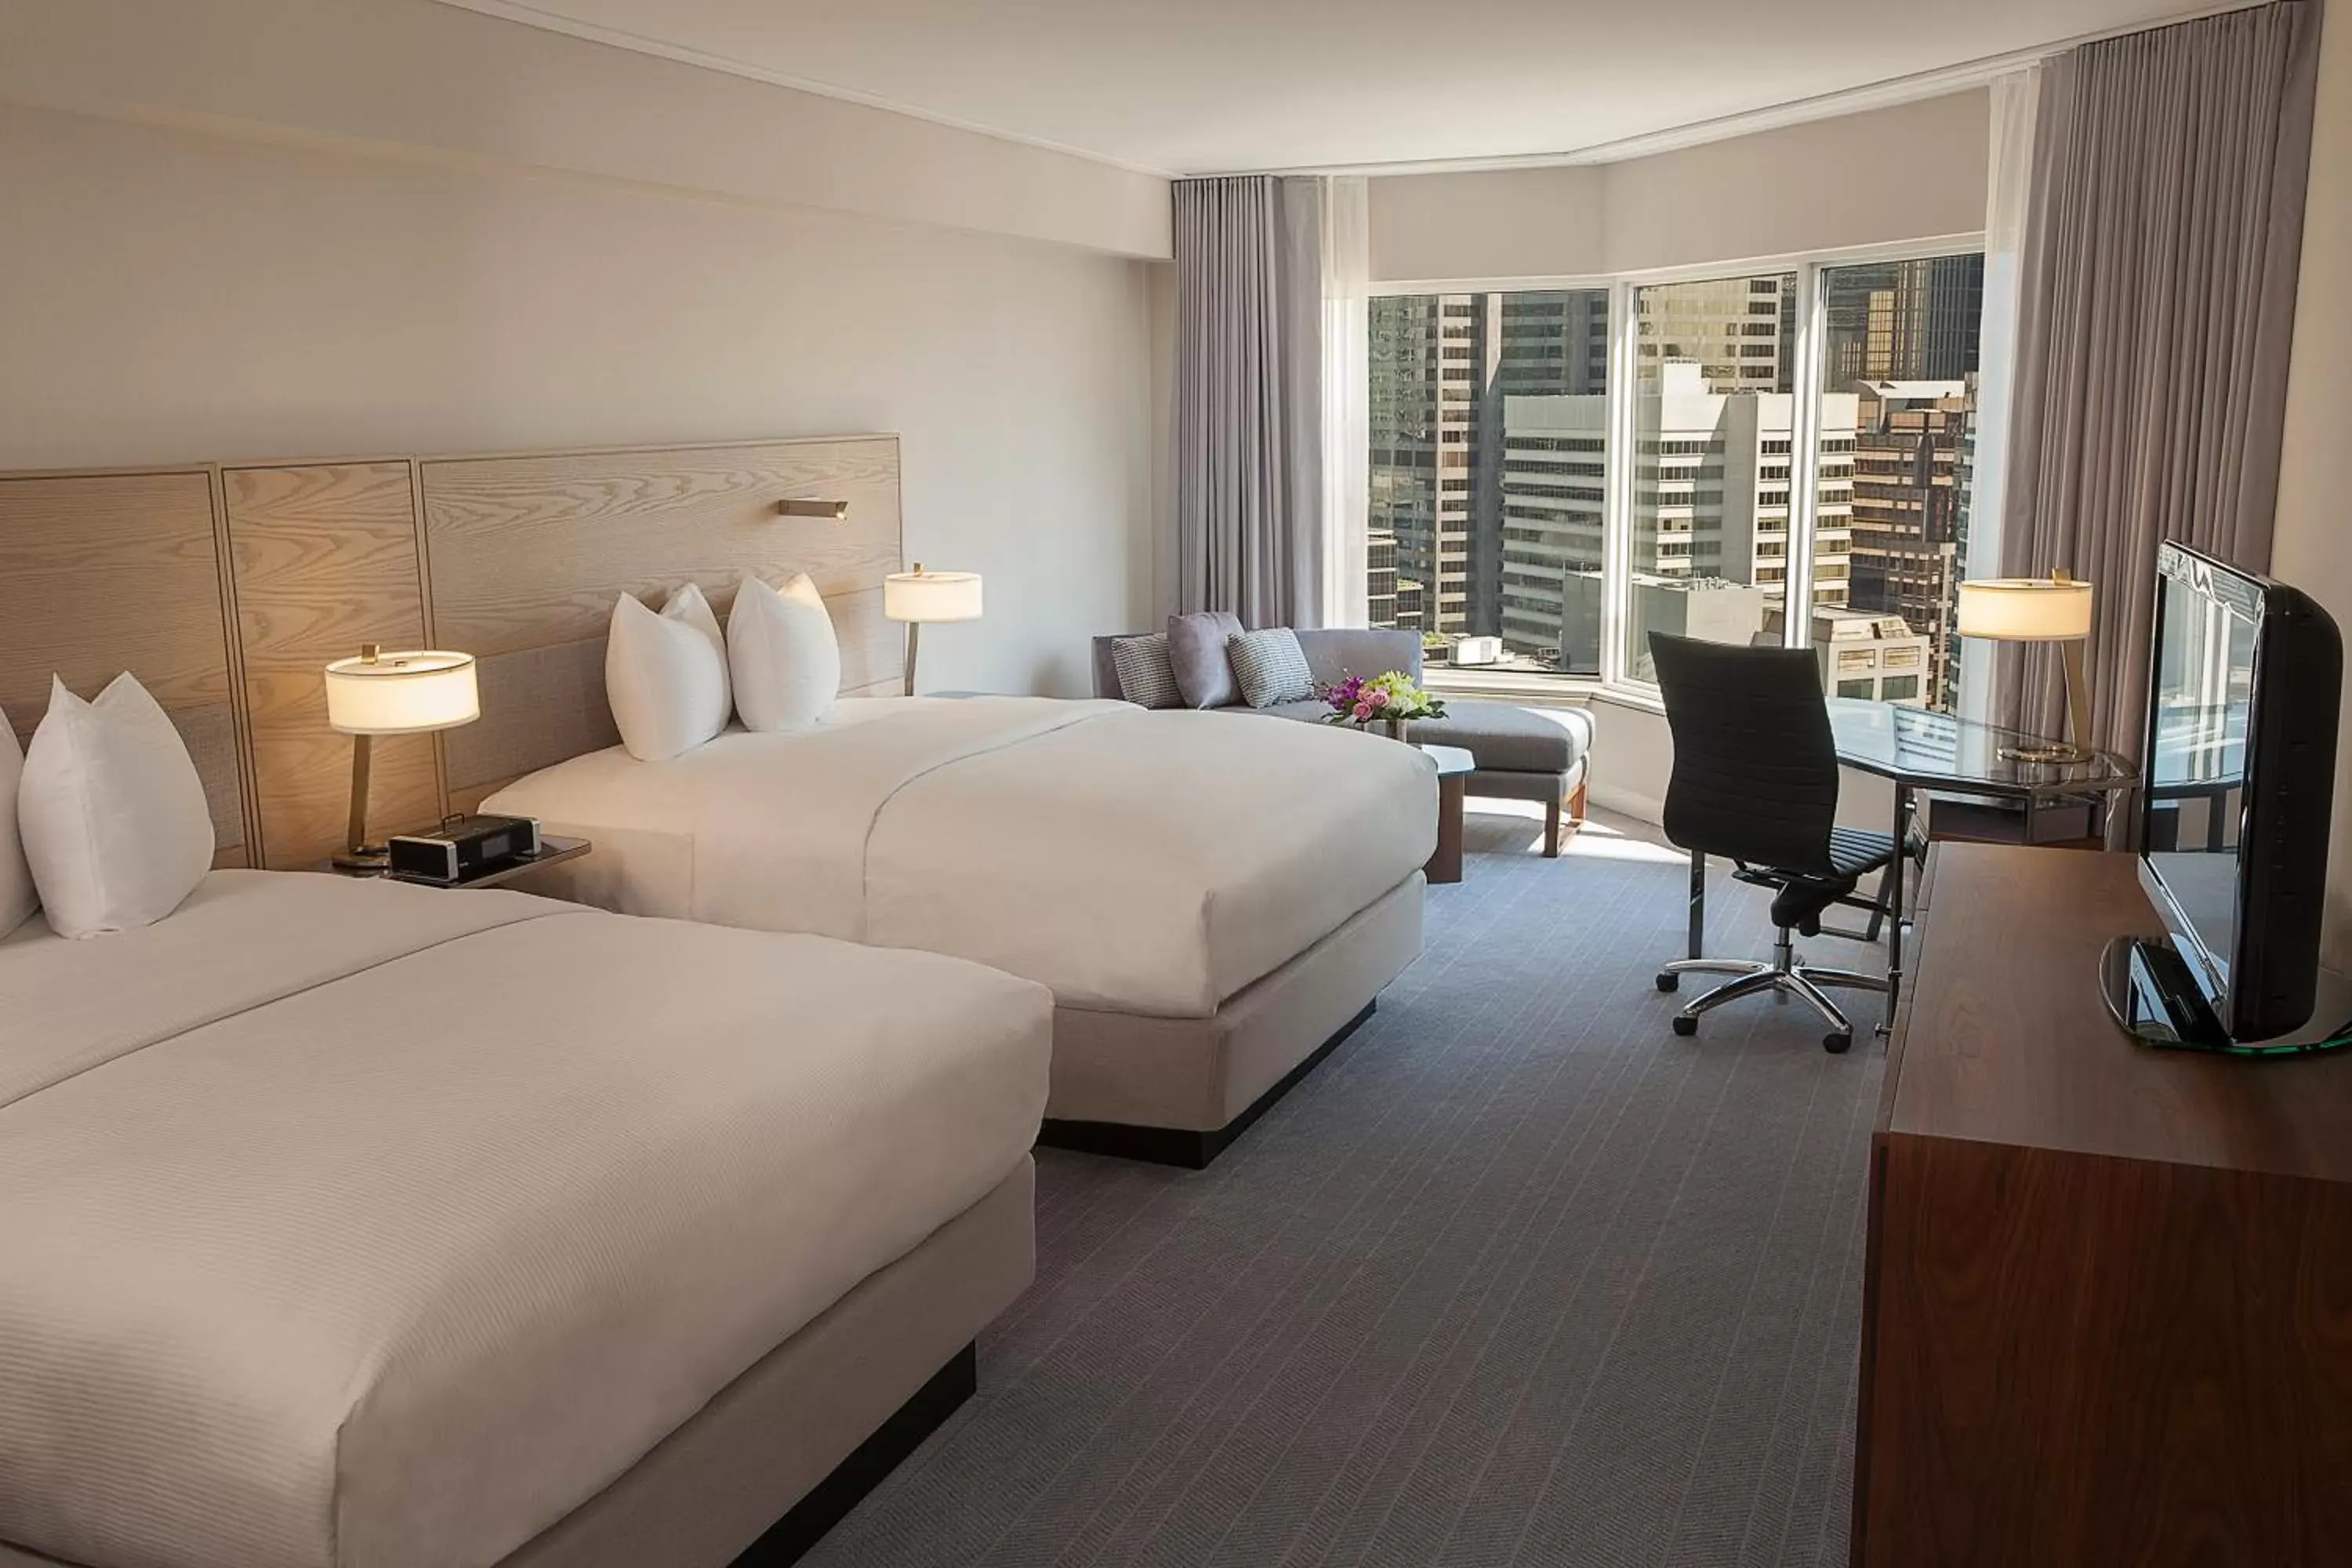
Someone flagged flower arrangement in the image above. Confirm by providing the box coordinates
[1320,670,1448,730]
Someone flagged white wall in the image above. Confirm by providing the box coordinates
[2272,0,2352,970]
[1369,90,1989,281]
[0,0,1168,699]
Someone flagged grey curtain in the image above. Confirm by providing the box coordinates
[1174,175,1326,628]
[1996,2,2319,757]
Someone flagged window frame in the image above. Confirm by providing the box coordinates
[1367,231,1987,712]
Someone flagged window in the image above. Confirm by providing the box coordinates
[1621,272,1795,684]
[1807,252,1985,712]
[1368,288,1610,673]
[1366,247,1991,706]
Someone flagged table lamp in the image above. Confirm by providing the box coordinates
[883,563,983,696]
[1955,572,2096,763]
[323,644,480,869]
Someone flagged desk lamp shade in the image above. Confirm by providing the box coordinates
[322,646,479,868]
[1955,574,2096,763]
[881,564,983,695]
[1956,577,2095,641]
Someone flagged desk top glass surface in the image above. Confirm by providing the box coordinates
[1824,697,2136,797]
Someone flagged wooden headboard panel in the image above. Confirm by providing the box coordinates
[222,460,441,870]
[419,435,905,804]
[0,435,903,868]
[0,468,254,866]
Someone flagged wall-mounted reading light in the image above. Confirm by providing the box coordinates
[777,499,851,521]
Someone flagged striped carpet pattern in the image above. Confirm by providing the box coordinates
[806,810,1883,1568]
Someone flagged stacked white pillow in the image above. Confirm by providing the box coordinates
[605,574,844,758]
[728,572,840,731]
[16,673,215,939]
[0,711,36,938]
[606,583,733,762]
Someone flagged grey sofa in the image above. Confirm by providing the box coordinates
[1092,628,1593,857]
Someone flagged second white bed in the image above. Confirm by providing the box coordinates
[485,697,1436,1160]
[486,697,1434,1018]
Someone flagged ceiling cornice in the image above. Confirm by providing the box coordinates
[427,0,1182,180]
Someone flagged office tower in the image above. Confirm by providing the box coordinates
[1368,290,1608,644]
[1499,365,1857,673]
[1636,276,1794,394]
[1845,379,1973,708]
[1822,254,1985,383]
[1366,528,1399,627]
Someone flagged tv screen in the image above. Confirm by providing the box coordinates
[2139,543,2340,1042]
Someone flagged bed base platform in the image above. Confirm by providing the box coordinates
[0,1160,1035,1568]
[1036,872,1423,1170]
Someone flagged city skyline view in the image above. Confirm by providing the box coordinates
[1367,252,1987,710]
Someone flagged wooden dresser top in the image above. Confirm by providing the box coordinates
[1886,842,2352,1184]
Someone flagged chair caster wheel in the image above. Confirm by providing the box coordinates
[1822,1032,1852,1054]
[1671,1015,1698,1037]
[1655,972,1679,993]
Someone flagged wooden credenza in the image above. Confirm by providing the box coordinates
[1855,844,2352,1566]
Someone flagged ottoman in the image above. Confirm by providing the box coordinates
[1406,701,1594,857]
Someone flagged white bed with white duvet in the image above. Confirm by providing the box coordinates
[486,695,1436,1163]
[0,870,1051,1568]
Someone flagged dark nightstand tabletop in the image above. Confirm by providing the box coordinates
[317,835,591,889]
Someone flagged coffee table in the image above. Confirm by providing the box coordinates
[1420,744,1476,884]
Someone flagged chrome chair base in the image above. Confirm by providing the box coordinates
[1656,935,1890,1054]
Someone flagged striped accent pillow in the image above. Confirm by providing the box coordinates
[1111,633,1182,710]
[1228,627,1317,709]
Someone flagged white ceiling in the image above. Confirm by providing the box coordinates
[439,0,2235,176]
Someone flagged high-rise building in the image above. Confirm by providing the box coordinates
[1366,528,1399,627]
[1368,290,1607,644]
[1497,364,1857,673]
[1636,276,1793,394]
[1845,379,1973,708]
[1821,255,1984,383]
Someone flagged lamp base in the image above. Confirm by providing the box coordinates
[331,844,390,873]
[1997,741,2093,765]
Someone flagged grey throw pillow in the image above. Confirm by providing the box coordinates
[1167,610,1244,709]
[1111,633,1181,710]
[1229,627,1318,710]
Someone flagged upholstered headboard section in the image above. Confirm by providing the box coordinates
[0,468,255,867]
[419,435,904,807]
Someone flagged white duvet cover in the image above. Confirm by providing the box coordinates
[0,872,1050,1568]
[485,697,1438,1018]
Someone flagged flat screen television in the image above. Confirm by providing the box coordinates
[2114,542,2343,1051]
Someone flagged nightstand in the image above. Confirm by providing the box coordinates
[318,834,591,889]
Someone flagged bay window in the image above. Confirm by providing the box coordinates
[1365,244,1990,713]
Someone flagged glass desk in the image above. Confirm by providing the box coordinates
[1824,698,2139,1031]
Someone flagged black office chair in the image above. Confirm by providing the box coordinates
[1649,631,1895,1054]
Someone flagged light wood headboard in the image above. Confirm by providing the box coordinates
[2,435,902,870]
[0,467,256,866]
[419,435,904,808]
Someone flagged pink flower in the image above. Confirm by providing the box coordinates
[1352,701,1374,721]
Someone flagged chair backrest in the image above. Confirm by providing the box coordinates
[1650,630,1842,876]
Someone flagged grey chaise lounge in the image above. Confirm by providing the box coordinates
[1093,628,1593,856]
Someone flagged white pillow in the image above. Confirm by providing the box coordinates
[728,572,841,731]
[606,583,731,762]
[0,711,36,938]
[18,673,214,939]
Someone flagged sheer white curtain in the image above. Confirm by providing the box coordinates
[1317,176,1370,629]
[1958,66,2039,728]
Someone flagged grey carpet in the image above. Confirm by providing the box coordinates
[805,809,1883,1568]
